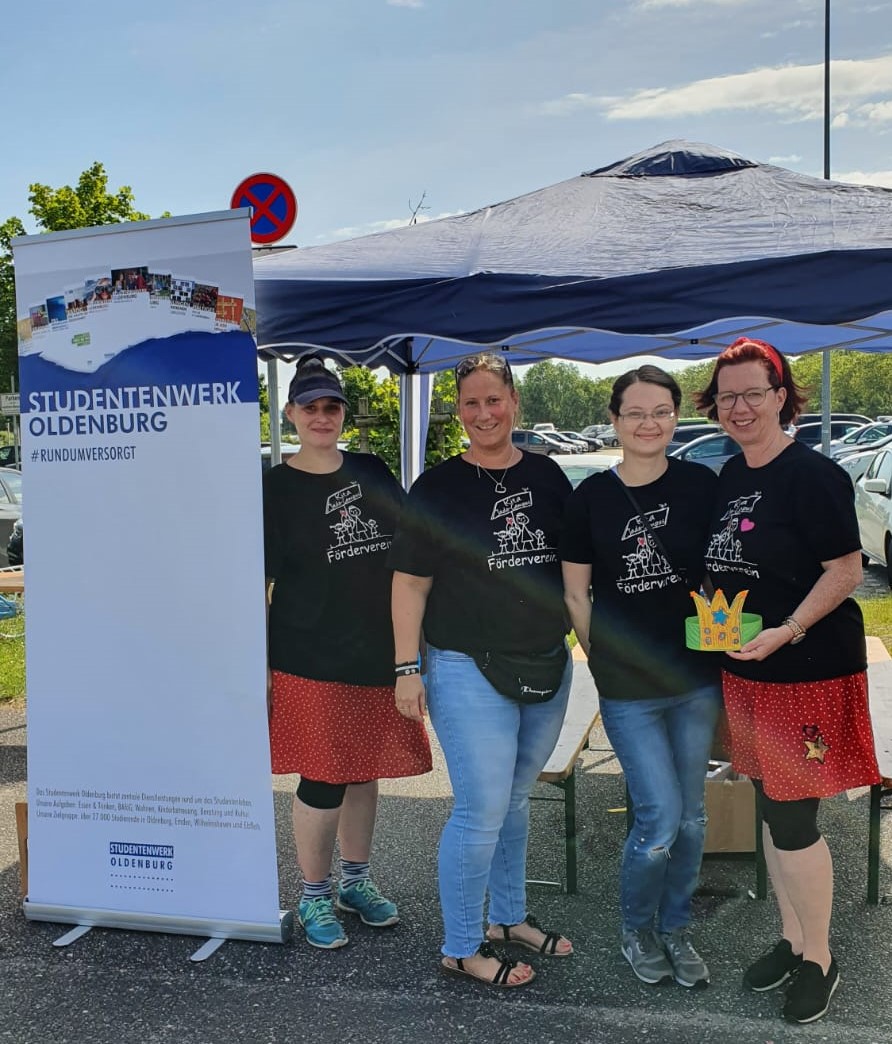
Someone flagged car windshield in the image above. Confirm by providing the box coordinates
[1,471,21,499]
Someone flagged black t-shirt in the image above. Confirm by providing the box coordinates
[263,452,404,685]
[388,452,572,655]
[705,440,865,683]
[561,458,720,701]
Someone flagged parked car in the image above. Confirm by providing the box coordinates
[511,429,569,455]
[546,431,587,453]
[854,448,892,585]
[560,429,603,451]
[555,452,622,488]
[666,423,722,455]
[793,421,862,448]
[819,422,892,459]
[797,412,873,426]
[0,467,22,566]
[6,516,22,566]
[598,425,620,447]
[0,445,20,469]
[670,432,743,474]
[837,446,885,486]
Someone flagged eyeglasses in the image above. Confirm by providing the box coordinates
[454,354,514,385]
[617,407,676,424]
[712,387,775,410]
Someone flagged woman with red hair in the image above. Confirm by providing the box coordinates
[696,338,880,1025]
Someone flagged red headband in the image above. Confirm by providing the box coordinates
[761,344,785,383]
[733,338,784,383]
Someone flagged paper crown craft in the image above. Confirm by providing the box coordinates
[685,588,762,652]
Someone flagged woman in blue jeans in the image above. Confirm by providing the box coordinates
[562,365,721,988]
[390,353,574,988]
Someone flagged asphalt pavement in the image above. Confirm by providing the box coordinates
[1,693,891,1044]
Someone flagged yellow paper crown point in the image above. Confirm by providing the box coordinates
[688,588,749,651]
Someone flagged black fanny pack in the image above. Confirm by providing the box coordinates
[472,643,569,704]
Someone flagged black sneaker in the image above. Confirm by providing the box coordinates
[743,939,803,991]
[783,957,839,1024]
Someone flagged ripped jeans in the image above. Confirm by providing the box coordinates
[600,685,722,934]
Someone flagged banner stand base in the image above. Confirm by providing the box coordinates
[25,900,294,955]
[190,936,228,962]
[53,924,93,947]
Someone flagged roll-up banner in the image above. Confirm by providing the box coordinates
[13,210,288,944]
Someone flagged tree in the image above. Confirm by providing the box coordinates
[0,162,165,392]
[516,361,612,429]
[339,366,464,477]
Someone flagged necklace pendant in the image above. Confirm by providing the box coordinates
[494,480,507,494]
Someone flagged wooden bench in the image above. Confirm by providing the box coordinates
[532,659,600,894]
[0,566,23,595]
[866,652,892,904]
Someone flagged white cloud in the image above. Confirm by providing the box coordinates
[768,154,803,165]
[386,0,424,7]
[834,170,892,189]
[636,0,746,6]
[318,210,464,242]
[538,54,892,125]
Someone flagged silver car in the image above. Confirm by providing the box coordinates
[670,432,742,474]
[0,468,23,566]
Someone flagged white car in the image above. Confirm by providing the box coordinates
[854,447,892,585]
[821,422,892,460]
[555,452,622,488]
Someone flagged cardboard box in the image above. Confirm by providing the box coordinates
[703,777,756,853]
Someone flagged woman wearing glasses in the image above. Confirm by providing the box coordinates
[390,352,574,989]
[695,338,879,1024]
[562,365,721,990]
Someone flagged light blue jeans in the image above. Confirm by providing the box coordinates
[599,684,722,934]
[426,644,571,958]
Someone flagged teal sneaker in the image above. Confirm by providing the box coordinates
[298,896,348,949]
[336,879,399,927]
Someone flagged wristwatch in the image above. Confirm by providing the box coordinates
[782,616,807,644]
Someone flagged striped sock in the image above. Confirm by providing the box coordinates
[339,859,370,889]
[301,876,332,900]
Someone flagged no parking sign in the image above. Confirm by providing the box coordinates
[231,172,298,244]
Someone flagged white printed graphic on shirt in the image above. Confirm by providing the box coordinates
[705,492,761,579]
[616,503,680,594]
[324,481,393,563]
[487,488,557,571]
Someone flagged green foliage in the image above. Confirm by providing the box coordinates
[0,607,25,701]
[789,351,892,417]
[0,162,167,394]
[338,366,464,478]
[27,163,153,232]
[516,360,613,429]
[257,373,270,442]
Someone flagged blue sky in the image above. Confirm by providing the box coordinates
[3,1,891,378]
[3,0,890,245]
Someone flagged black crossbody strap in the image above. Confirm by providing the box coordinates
[609,466,679,569]
[609,467,715,598]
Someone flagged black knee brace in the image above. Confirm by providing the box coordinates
[753,779,821,851]
[296,777,348,810]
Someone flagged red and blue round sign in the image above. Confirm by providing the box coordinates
[231,173,298,244]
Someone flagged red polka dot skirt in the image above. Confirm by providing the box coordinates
[721,669,881,801]
[269,670,432,782]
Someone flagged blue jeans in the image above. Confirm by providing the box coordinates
[427,645,571,958]
[600,684,722,934]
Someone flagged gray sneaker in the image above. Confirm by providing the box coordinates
[659,929,710,988]
[621,928,674,985]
